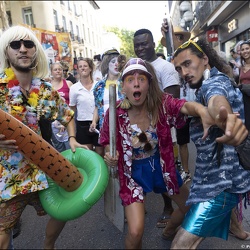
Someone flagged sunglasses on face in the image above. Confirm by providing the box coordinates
[174,39,204,56]
[138,131,152,152]
[9,39,35,50]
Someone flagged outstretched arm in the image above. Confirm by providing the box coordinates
[180,101,214,140]
[207,95,248,146]
[180,97,248,146]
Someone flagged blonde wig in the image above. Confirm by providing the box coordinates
[0,25,49,78]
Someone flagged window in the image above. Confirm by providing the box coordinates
[53,10,59,26]
[68,0,72,11]
[74,3,77,16]
[92,31,95,46]
[82,24,86,40]
[6,11,12,26]
[88,28,90,43]
[62,15,67,32]
[76,25,80,42]
[70,21,74,40]
[23,8,34,26]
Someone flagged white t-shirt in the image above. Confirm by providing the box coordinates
[151,57,180,91]
[180,84,196,102]
[93,69,103,82]
[69,81,95,121]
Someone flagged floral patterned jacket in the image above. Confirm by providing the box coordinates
[93,76,123,128]
[99,94,187,206]
[0,69,74,201]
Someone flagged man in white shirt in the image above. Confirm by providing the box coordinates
[133,28,180,228]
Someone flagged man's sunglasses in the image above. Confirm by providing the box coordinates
[174,39,204,56]
[9,39,35,50]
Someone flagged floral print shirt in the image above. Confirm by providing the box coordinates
[0,71,74,202]
[93,77,123,128]
[99,94,187,206]
[131,124,158,160]
[188,67,250,205]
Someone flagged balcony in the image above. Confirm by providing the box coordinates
[70,32,75,40]
[55,24,60,32]
[195,1,222,27]
[79,38,84,45]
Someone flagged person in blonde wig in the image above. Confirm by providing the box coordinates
[0,25,49,78]
[0,25,88,249]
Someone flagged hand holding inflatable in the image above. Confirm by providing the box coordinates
[0,109,83,192]
[39,148,109,221]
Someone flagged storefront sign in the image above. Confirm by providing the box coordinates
[228,19,237,33]
[207,29,218,42]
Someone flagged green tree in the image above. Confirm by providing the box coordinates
[155,43,164,54]
[105,26,164,59]
[105,26,136,58]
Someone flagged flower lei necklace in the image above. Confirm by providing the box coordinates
[2,67,42,129]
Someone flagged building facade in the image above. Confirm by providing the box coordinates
[0,0,104,69]
[168,1,250,60]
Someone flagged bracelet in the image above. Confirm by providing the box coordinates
[68,136,76,141]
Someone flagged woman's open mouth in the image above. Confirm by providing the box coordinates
[133,91,141,100]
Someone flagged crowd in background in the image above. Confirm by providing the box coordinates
[1,20,250,250]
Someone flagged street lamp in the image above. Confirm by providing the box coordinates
[179,1,192,12]
[183,11,194,22]
[179,1,194,31]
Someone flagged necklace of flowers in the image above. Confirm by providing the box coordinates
[1,67,42,125]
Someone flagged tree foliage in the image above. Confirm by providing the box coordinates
[155,43,164,54]
[105,26,165,59]
[105,26,136,58]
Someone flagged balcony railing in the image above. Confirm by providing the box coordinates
[70,32,74,40]
[195,1,223,24]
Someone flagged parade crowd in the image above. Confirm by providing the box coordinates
[0,17,250,250]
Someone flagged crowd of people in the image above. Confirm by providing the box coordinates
[0,17,250,250]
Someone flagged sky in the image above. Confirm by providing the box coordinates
[95,1,168,44]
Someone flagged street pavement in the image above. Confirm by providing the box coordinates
[13,141,250,249]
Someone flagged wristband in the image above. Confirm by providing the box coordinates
[68,136,76,141]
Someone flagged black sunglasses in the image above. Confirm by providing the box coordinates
[138,132,152,152]
[9,39,35,50]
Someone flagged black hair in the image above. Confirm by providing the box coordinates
[240,40,250,67]
[134,29,154,40]
[94,54,101,61]
[156,52,166,60]
[230,48,236,53]
[174,37,233,78]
